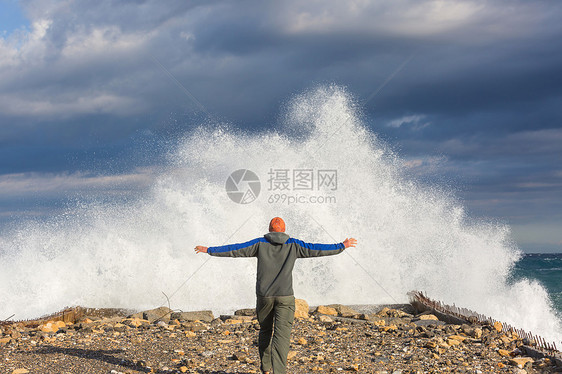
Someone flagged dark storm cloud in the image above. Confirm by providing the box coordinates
[3,0,558,124]
[2,1,559,129]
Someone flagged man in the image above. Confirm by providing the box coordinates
[195,217,357,374]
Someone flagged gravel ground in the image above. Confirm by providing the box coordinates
[0,304,560,374]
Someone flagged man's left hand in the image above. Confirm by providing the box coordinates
[195,246,208,254]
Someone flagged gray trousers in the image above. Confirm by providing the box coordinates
[256,295,295,374]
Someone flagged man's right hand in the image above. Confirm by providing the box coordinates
[343,238,357,248]
[195,246,208,254]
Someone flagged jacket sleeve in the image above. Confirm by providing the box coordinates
[288,238,345,258]
[207,237,264,257]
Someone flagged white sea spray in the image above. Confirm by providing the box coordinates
[0,85,560,342]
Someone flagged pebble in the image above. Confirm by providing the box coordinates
[0,303,559,373]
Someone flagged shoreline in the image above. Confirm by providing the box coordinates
[1,301,561,373]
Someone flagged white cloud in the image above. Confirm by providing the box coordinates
[402,155,448,176]
[0,19,51,68]
[0,169,156,198]
[0,12,156,118]
[0,92,141,117]
[281,1,482,34]
[61,25,152,60]
[180,31,195,41]
[387,114,429,130]
[515,182,562,189]
[277,0,543,40]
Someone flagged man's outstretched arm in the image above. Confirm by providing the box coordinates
[292,237,358,258]
[194,237,265,257]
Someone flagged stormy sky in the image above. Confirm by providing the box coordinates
[1,0,561,252]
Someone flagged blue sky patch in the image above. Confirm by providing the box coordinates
[0,0,29,36]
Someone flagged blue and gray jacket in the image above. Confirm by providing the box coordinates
[208,232,346,297]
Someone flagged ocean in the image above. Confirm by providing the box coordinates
[0,85,561,344]
[513,253,562,317]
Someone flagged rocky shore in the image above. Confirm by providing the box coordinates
[1,301,560,374]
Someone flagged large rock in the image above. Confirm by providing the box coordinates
[122,318,150,328]
[509,357,534,369]
[315,305,338,316]
[447,337,461,346]
[376,307,411,318]
[376,307,390,317]
[170,310,215,322]
[224,318,244,325]
[182,321,207,332]
[468,327,482,339]
[11,369,29,374]
[234,308,256,317]
[418,314,439,321]
[294,299,309,319]
[498,349,511,357]
[38,321,66,333]
[327,304,358,318]
[143,307,172,322]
